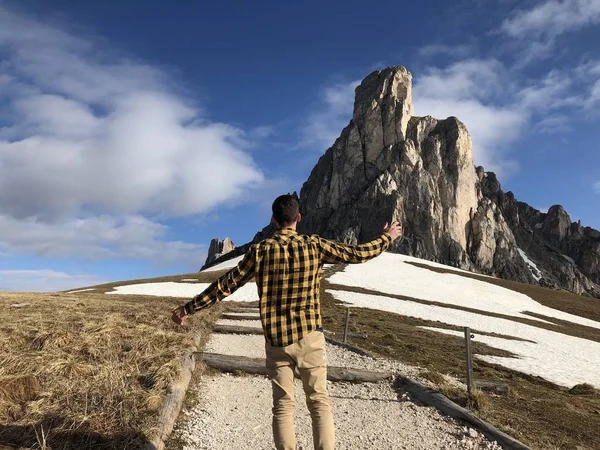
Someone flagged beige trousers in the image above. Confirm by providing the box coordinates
[265,330,335,450]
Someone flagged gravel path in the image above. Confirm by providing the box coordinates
[174,318,502,450]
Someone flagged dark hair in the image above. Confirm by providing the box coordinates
[272,193,299,225]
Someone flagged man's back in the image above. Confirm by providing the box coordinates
[254,229,324,347]
[182,227,392,346]
[253,229,395,346]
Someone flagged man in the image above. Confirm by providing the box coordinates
[172,194,402,450]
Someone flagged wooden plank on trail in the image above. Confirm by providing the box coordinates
[213,324,263,335]
[196,352,268,376]
[233,308,260,313]
[221,313,260,320]
[195,352,392,383]
[143,336,201,450]
[395,376,530,450]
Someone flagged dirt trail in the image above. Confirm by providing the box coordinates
[172,312,502,450]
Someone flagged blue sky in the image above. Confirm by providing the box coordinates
[0,0,599,291]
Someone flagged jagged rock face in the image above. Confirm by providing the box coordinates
[200,224,276,271]
[204,237,236,267]
[299,66,599,296]
[542,205,571,247]
[301,67,414,219]
[300,67,479,266]
[478,170,600,296]
[206,66,600,297]
[299,66,520,276]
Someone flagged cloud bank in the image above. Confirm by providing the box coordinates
[0,4,264,262]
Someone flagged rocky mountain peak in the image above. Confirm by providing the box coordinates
[353,66,414,148]
[204,237,235,267]
[204,66,600,297]
[297,66,600,297]
[542,205,571,246]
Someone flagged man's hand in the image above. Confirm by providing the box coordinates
[383,221,402,242]
[171,306,189,326]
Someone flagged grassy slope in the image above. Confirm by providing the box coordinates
[321,263,600,450]
[4,262,600,449]
[0,272,224,450]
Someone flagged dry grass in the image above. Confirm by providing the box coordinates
[320,269,600,450]
[0,288,222,450]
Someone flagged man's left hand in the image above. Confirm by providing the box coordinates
[171,306,189,326]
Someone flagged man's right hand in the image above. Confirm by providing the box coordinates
[383,221,402,242]
[171,306,189,326]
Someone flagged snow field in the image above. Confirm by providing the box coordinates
[201,255,245,272]
[106,281,259,302]
[329,252,600,330]
[328,289,600,388]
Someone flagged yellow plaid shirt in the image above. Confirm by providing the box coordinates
[184,229,392,347]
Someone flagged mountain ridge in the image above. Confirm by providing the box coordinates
[202,66,600,298]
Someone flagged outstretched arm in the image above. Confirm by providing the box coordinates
[172,247,256,325]
[318,221,402,264]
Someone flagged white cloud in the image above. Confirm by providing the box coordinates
[0,269,106,292]
[303,57,593,178]
[501,0,600,38]
[412,60,524,176]
[500,0,600,65]
[0,4,264,220]
[301,79,360,151]
[594,181,600,194]
[0,4,268,264]
[535,115,572,134]
[0,214,204,262]
[413,59,592,176]
[587,80,600,110]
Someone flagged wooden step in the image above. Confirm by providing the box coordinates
[232,308,260,314]
[196,352,392,383]
[213,324,262,335]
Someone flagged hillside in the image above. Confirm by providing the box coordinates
[2,252,600,448]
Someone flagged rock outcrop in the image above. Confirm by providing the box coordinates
[479,174,600,296]
[203,237,236,268]
[298,66,598,296]
[202,66,600,297]
[200,224,277,271]
[299,67,530,281]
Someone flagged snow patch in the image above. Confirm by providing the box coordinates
[202,255,245,272]
[106,281,259,302]
[66,288,95,293]
[329,252,600,330]
[517,248,542,281]
[417,326,600,389]
[328,289,600,388]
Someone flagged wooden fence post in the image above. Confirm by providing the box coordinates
[464,327,474,394]
[343,307,351,344]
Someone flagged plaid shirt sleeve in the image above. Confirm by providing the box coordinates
[183,246,256,315]
[317,233,392,264]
